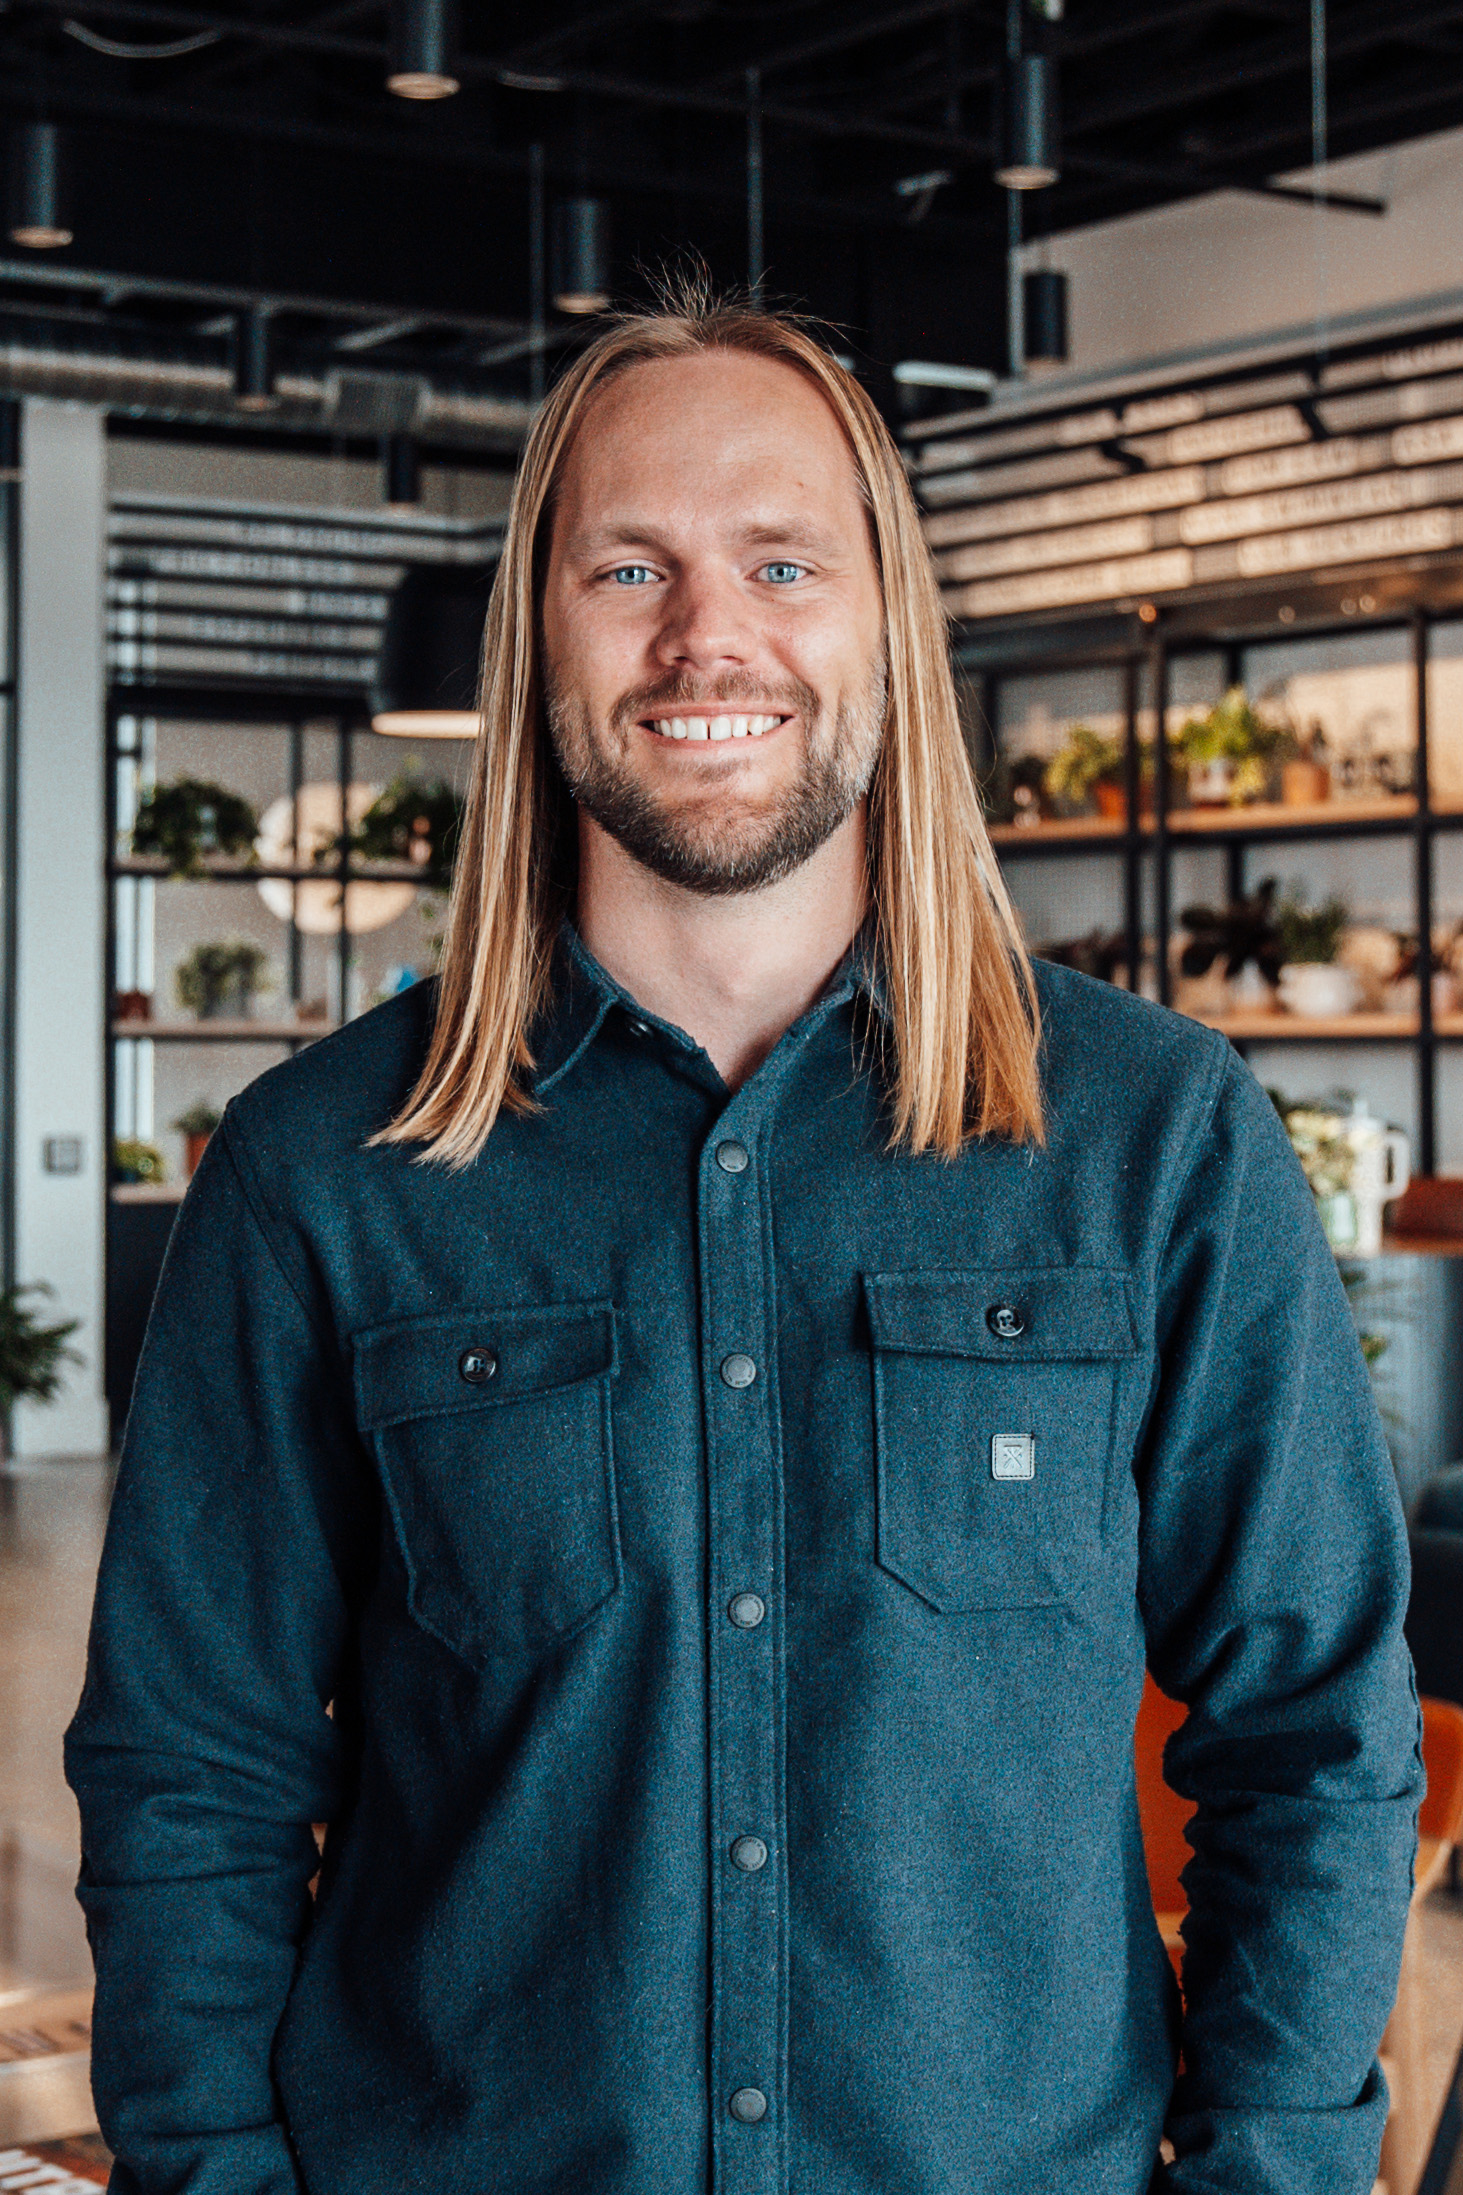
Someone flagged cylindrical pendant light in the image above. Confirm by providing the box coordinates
[371,561,497,737]
[234,305,277,411]
[383,432,421,509]
[552,197,611,315]
[994,53,1059,190]
[9,123,72,250]
[1023,268,1069,366]
[387,0,459,99]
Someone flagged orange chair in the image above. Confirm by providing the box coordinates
[1136,1676,1463,2195]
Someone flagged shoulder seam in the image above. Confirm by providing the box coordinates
[218,1111,340,1359]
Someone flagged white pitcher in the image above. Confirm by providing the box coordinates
[1343,1100,1411,1256]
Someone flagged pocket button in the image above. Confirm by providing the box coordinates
[985,1304,1026,1340]
[458,1346,498,1384]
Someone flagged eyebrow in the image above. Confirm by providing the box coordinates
[565,515,840,559]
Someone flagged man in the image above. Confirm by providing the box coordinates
[69,289,1419,2195]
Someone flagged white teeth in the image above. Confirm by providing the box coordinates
[686,717,709,740]
[709,716,732,740]
[730,716,749,738]
[650,710,781,742]
[671,718,687,738]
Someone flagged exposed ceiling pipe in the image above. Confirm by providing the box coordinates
[0,338,534,449]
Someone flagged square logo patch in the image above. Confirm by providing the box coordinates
[990,1432,1036,1482]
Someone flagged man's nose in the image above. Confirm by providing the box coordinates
[653,567,756,672]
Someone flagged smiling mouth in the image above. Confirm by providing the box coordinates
[642,712,790,743]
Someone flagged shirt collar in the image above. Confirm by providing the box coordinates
[530,916,889,1097]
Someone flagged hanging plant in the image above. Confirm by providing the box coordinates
[130,778,259,879]
[334,766,464,885]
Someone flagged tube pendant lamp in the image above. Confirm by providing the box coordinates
[371,561,497,738]
[388,0,459,99]
[994,53,1059,190]
[552,197,611,315]
[1023,268,1069,366]
[9,123,72,249]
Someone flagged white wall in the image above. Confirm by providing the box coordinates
[13,401,108,1459]
[1032,122,1463,377]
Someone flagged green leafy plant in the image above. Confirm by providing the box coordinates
[130,778,259,879]
[1042,724,1125,806]
[171,1101,222,1138]
[113,1137,165,1184]
[331,767,463,884]
[175,939,271,1018]
[1178,877,1284,983]
[1172,686,1290,805]
[0,1285,80,1415]
[1276,892,1349,966]
[1268,1092,1355,1199]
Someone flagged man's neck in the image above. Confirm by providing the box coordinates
[575,806,869,1089]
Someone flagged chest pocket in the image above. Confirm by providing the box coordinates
[864,1267,1138,1613]
[354,1303,619,1668]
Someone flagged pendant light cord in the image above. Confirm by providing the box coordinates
[746,67,764,300]
[1311,0,1329,368]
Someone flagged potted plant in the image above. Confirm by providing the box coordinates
[130,778,259,879]
[1276,892,1358,1018]
[1177,879,1286,997]
[1171,686,1289,807]
[1043,724,1127,818]
[113,1137,166,1184]
[172,1101,222,1177]
[335,766,464,884]
[0,1284,81,1457]
[175,939,271,1021]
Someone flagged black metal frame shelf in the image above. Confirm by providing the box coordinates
[962,600,1462,1173]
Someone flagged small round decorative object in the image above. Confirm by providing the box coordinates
[459,1346,498,1384]
[985,1305,1026,1341]
[730,1835,769,1873]
[729,2087,768,2124]
[715,1139,750,1175]
[720,1352,757,1390]
[728,1592,766,1629]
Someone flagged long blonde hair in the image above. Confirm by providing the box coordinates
[376,287,1042,1164]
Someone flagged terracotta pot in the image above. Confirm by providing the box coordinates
[1282,759,1331,806]
[1094,780,1127,820]
[114,989,153,1023]
[185,1130,213,1176]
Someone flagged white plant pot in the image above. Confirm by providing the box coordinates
[1278,962,1361,1019]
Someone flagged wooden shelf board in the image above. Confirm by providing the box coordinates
[1187,1010,1420,1040]
[1166,795,1415,834]
[987,816,1129,845]
[111,1019,333,1042]
[110,1183,186,1204]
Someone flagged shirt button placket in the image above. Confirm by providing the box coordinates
[701,1125,784,2195]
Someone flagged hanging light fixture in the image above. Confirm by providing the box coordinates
[9,123,72,249]
[371,561,497,737]
[233,305,277,412]
[1023,268,1069,367]
[383,432,421,509]
[552,197,611,315]
[387,0,459,99]
[994,51,1059,189]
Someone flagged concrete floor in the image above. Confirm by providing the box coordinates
[0,1458,1459,2177]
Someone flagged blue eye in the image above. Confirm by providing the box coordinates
[611,565,656,585]
[761,561,804,585]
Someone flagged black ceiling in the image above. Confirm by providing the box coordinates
[3,0,1463,412]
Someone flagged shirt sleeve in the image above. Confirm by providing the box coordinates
[1139,1051,1423,2195]
[65,1116,371,2195]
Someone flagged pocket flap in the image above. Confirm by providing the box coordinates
[354,1303,618,1432]
[864,1268,1136,1362]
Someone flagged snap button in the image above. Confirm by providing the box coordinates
[458,1346,498,1384]
[985,1304,1026,1341]
[730,1835,768,1872]
[720,1352,757,1389]
[625,1016,649,1038]
[729,2088,768,2124]
[728,1592,766,1629]
[715,1139,750,1174]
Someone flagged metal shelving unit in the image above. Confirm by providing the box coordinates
[964,601,1463,1176]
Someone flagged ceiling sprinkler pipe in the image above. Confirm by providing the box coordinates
[0,336,533,447]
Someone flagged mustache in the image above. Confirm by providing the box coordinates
[609,672,820,730]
